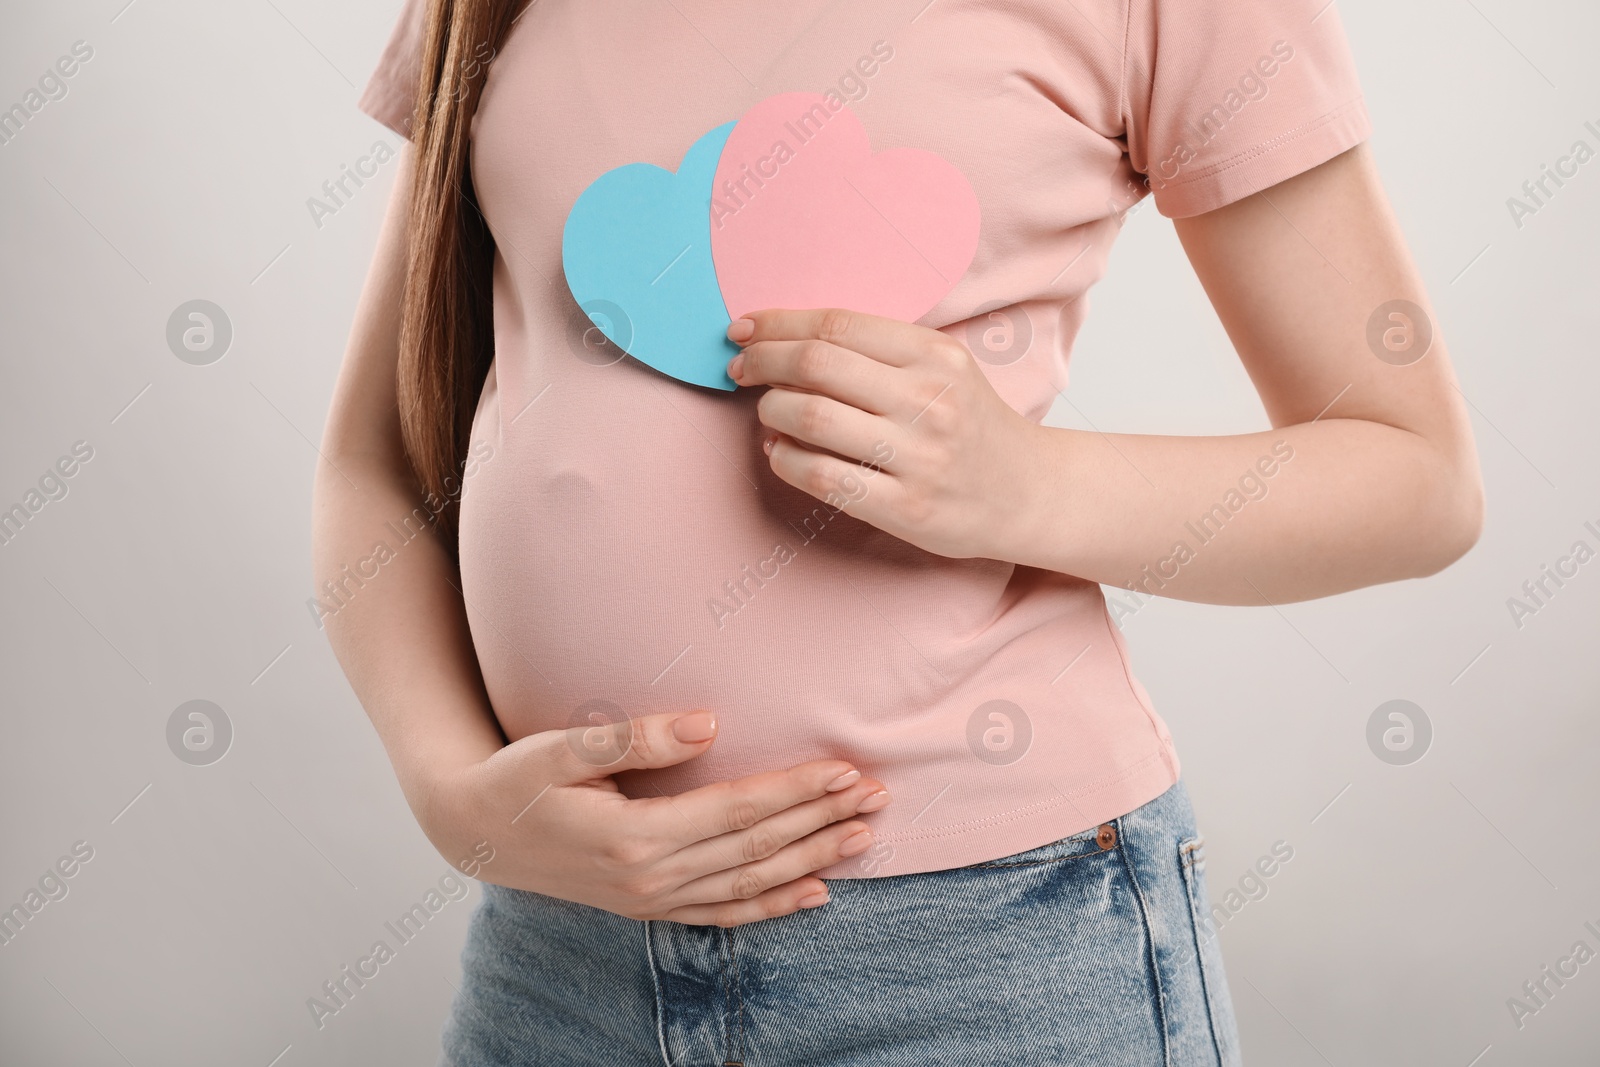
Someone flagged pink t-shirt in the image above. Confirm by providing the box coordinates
[358,0,1370,877]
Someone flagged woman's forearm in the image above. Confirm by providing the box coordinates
[311,143,503,845]
[311,454,506,809]
[1003,414,1484,606]
[728,147,1482,610]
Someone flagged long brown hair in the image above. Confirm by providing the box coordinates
[398,0,522,554]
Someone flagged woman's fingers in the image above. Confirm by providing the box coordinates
[755,383,899,469]
[658,876,833,928]
[733,307,932,368]
[660,776,889,886]
[734,337,902,419]
[537,709,725,785]
[663,817,877,910]
[516,709,895,923]
[637,758,870,850]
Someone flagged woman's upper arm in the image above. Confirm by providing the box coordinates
[320,142,415,470]
[1171,143,1481,485]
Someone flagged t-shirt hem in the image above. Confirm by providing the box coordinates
[1152,96,1372,218]
[816,744,1181,879]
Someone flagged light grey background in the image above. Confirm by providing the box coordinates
[1,0,1595,1063]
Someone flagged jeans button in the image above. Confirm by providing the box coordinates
[1096,823,1117,849]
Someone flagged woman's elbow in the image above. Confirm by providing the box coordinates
[1415,459,1486,578]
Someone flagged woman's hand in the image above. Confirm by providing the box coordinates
[418,709,890,927]
[726,309,1042,562]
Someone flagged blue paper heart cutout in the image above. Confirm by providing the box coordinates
[562,122,738,391]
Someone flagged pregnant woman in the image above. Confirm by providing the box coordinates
[313,0,1483,1063]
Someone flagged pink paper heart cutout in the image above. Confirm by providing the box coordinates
[710,92,980,324]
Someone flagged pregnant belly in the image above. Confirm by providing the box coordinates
[454,366,1025,798]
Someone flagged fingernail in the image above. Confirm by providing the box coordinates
[672,711,717,743]
[855,790,890,813]
[727,353,744,379]
[762,434,776,456]
[838,829,873,857]
[825,769,860,792]
[727,317,754,342]
[798,890,830,908]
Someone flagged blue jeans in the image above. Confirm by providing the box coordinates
[441,778,1242,1065]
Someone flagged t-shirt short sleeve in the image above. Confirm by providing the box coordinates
[357,0,430,140]
[1123,0,1372,218]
